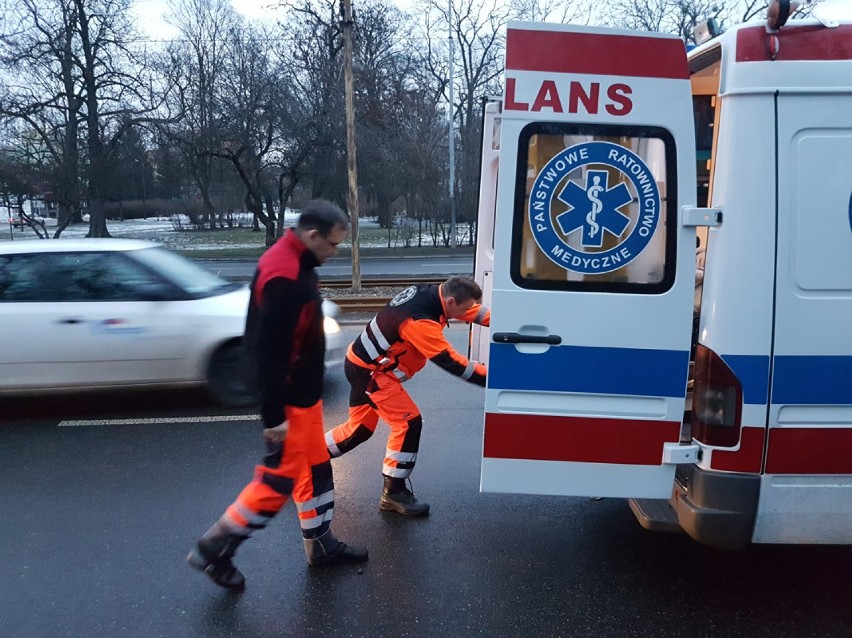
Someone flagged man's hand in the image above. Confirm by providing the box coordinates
[263,421,289,444]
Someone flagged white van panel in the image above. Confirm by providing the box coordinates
[491,390,668,419]
[754,92,852,542]
[699,95,776,362]
[481,458,677,498]
[790,131,852,292]
[752,475,852,544]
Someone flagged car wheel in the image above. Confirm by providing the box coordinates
[207,344,255,407]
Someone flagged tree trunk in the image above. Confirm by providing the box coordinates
[277,174,299,238]
[77,0,110,239]
[263,194,276,246]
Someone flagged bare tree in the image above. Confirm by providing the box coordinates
[352,0,415,233]
[1,0,174,238]
[210,23,291,246]
[163,0,234,228]
[412,0,508,245]
[602,0,788,41]
[281,0,347,203]
[72,0,170,237]
[510,0,602,23]
[0,0,83,236]
[0,129,53,238]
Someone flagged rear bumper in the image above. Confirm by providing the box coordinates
[630,464,760,550]
[673,464,760,549]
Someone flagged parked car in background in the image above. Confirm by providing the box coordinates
[6,214,46,229]
[0,239,343,406]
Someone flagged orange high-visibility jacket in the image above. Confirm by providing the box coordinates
[347,284,489,385]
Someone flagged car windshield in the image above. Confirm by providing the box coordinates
[131,246,231,295]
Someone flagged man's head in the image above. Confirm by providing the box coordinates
[296,200,349,264]
[441,276,482,319]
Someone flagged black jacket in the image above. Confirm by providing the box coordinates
[243,229,325,428]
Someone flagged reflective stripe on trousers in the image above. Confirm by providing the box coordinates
[326,366,423,478]
[222,400,335,538]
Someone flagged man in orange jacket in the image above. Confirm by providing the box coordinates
[325,276,489,516]
[188,201,367,591]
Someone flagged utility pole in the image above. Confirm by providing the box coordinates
[342,0,361,292]
[447,0,456,248]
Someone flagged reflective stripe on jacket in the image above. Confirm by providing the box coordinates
[348,284,488,386]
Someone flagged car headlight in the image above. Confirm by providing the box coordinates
[324,316,341,334]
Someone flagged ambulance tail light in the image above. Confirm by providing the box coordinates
[691,345,743,448]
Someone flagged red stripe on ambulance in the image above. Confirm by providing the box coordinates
[736,24,852,62]
[709,426,765,473]
[505,29,689,79]
[483,413,680,465]
[765,427,852,474]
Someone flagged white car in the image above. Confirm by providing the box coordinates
[0,239,344,405]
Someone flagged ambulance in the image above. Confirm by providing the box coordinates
[471,2,852,549]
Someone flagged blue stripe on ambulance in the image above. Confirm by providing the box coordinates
[720,354,769,406]
[699,354,852,406]
[772,356,852,405]
[488,343,689,397]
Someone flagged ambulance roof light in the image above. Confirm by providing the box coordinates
[692,18,721,45]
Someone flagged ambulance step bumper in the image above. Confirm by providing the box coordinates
[628,498,684,534]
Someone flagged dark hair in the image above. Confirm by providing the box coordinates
[297,200,349,237]
[443,276,482,304]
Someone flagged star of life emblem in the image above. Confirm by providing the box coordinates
[390,285,417,306]
[528,141,661,275]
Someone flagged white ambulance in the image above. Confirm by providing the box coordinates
[472,4,852,549]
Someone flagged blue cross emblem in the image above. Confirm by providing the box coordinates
[555,171,632,248]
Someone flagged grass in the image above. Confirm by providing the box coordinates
[1,219,476,260]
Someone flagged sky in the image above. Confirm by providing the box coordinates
[134,0,414,41]
[132,0,276,41]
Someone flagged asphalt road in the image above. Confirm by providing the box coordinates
[201,254,475,281]
[2,325,851,638]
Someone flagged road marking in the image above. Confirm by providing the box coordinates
[419,263,467,268]
[58,414,261,427]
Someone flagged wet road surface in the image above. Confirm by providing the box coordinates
[2,326,851,637]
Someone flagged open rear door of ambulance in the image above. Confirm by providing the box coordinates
[481,23,698,499]
[470,99,502,366]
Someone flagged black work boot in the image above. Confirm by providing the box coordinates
[379,476,430,516]
[187,525,247,591]
[303,529,369,567]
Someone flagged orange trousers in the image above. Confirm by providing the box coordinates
[220,401,334,539]
[325,359,423,478]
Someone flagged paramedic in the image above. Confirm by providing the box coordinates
[325,276,489,516]
[187,200,367,591]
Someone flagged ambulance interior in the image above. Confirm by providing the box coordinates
[684,46,722,406]
[689,46,722,323]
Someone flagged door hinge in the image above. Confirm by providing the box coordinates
[663,442,700,464]
[682,206,722,227]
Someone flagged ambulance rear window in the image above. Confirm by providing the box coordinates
[510,123,677,293]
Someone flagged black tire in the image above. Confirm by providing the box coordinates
[207,344,255,407]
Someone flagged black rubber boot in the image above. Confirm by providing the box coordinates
[187,524,247,591]
[303,529,369,567]
[379,476,430,516]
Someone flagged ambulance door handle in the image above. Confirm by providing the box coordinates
[492,332,562,345]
